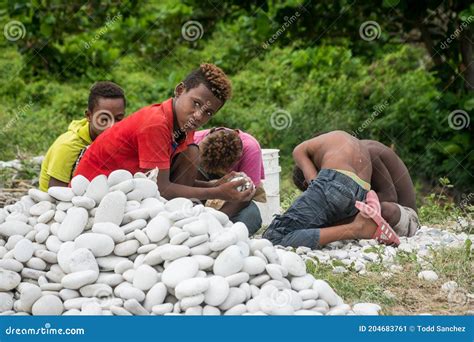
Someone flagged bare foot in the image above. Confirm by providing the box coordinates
[352,213,378,239]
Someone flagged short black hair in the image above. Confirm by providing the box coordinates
[292,165,307,191]
[292,131,328,191]
[182,63,232,102]
[88,81,126,112]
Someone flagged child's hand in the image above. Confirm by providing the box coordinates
[215,171,239,186]
[217,179,256,202]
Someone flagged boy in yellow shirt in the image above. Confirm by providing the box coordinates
[39,81,126,191]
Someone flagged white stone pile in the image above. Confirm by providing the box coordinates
[293,227,471,276]
[0,170,380,316]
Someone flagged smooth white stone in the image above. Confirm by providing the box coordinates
[242,256,266,275]
[249,239,273,253]
[71,175,90,196]
[48,187,75,201]
[0,221,33,237]
[312,280,340,306]
[181,294,205,310]
[152,303,174,315]
[0,259,23,272]
[61,270,99,290]
[210,231,238,251]
[226,272,250,287]
[146,215,171,242]
[32,295,64,315]
[175,278,210,299]
[204,275,230,306]
[13,238,34,263]
[96,273,124,287]
[72,196,96,209]
[28,189,54,202]
[29,201,53,216]
[281,251,306,276]
[170,231,190,245]
[74,233,115,257]
[140,198,165,218]
[114,283,145,302]
[133,264,159,291]
[37,210,55,224]
[94,191,127,226]
[26,257,47,270]
[127,179,158,201]
[84,175,109,204]
[68,248,99,273]
[165,198,193,212]
[0,269,21,291]
[418,270,439,282]
[92,222,125,243]
[58,207,88,241]
[441,281,458,293]
[219,287,247,311]
[230,222,249,241]
[107,170,133,187]
[56,241,75,273]
[124,298,148,315]
[291,274,314,291]
[114,240,140,257]
[213,245,245,277]
[79,283,112,298]
[192,255,214,270]
[299,289,319,300]
[159,244,190,261]
[352,303,381,315]
[183,220,208,236]
[0,292,14,312]
[57,202,73,211]
[144,283,167,311]
[162,257,199,288]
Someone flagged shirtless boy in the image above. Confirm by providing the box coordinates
[263,131,399,249]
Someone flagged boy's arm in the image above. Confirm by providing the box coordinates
[157,169,255,202]
[48,177,69,188]
[293,141,318,182]
[194,179,217,188]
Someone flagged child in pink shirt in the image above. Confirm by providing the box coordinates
[194,127,265,234]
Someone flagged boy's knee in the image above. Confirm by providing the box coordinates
[381,202,400,225]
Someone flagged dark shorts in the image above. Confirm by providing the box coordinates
[263,169,368,249]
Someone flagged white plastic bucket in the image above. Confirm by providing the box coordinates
[256,149,281,226]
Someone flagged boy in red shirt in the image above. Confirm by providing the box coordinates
[74,63,254,203]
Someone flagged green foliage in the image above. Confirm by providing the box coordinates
[0,0,472,193]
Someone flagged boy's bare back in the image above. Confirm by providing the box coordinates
[297,131,372,183]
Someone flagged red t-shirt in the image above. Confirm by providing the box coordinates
[74,98,194,180]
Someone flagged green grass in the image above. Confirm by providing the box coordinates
[306,240,473,315]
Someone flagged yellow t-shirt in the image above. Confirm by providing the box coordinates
[39,119,92,191]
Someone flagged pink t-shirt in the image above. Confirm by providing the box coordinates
[194,129,265,186]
